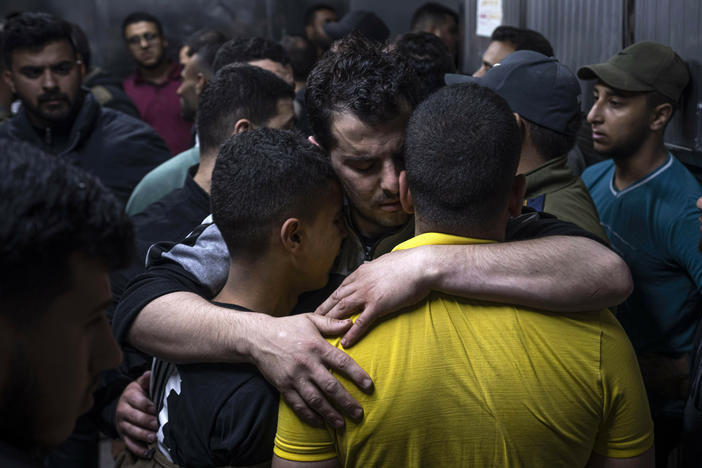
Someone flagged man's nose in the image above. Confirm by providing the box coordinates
[139,37,150,48]
[41,69,58,90]
[380,159,400,196]
[587,101,601,125]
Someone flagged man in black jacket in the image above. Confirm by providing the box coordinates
[0,12,171,206]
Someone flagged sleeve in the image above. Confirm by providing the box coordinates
[210,378,280,466]
[506,208,608,246]
[668,199,702,291]
[273,396,338,462]
[111,222,228,348]
[593,311,654,458]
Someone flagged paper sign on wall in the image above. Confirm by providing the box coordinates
[476,0,503,37]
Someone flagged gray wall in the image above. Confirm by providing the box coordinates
[3,0,702,153]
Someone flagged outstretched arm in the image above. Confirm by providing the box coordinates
[128,292,371,428]
[317,235,632,347]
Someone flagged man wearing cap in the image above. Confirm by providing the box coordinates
[578,41,702,463]
[446,50,607,240]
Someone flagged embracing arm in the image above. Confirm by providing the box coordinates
[318,235,632,347]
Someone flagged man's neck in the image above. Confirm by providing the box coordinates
[349,209,404,244]
[192,150,216,194]
[517,144,548,174]
[137,60,172,84]
[612,136,668,190]
[213,257,299,317]
[414,216,506,242]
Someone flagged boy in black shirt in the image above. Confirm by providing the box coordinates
[153,128,346,467]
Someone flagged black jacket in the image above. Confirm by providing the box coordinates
[0,92,171,205]
[83,66,140,119]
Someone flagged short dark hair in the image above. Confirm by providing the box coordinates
[304,3,337,27]
[69,22,91,68]
[646,90,678,124]
[405,83,521,230]
[121,11,163,37]
[2,12,76,69]
[190,42,224,80]
[410,2,459,30]
[280,34,317,82]
[213,36,290,71]
[306,35,422,150]
[185,28,228,54]
[524,113,582,161]
[196,64,294,153]
[491,26,554,57]
[211,128,337,257]
[393,31,456,102]
[0,140,133,327]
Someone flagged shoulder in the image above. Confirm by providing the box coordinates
[581,160,614,187]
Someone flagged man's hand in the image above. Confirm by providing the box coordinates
[316,249,432,347]
[115,371,158,458]
[248,313,373,429]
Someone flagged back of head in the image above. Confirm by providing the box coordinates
[280,34,317,83]
[304,3,337,27]
[211,128,336,257]
[393,31,455,102]
[410,2,459,31]
[185,28,228,57]
[405,83,521,232]
[196,64,294,154]
[0,139,133,325]
[2,12,75,69]
[491,25,553,57]
[121,11,163,37]
[306,35,422,149]
[213,36,290,71]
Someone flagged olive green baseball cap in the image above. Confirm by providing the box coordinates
[577,41,689,101]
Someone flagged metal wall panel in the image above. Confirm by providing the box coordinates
[635,0,702,151]
[463,0,522,73]
[1,0,348,79]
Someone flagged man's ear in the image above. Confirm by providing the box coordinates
[650,103,673,132]
[194,73,206,96]
[232,118,252,135]
[280,218,303,253]
[4,69,15,94]
[508,174,527,217]
[399,170,414,214]
[76,54,86,81]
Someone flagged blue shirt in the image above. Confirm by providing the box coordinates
[582,154,702,353]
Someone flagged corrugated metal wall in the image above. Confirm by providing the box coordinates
[462,0,701,153]
[634,0,702,151]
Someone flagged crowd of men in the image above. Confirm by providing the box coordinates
[1,2,701,468]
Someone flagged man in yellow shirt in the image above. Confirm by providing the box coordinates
[273,83,654,467]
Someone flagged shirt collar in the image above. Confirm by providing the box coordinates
[392,232,496,252]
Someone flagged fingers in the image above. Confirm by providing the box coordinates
[118,419,157,446]
[321,342,372,393]
[122,431,151,458]
[340,309,378,348]
[315,281,356,317]
[123,384,156,415]
[294,377,347,429]
[306,313,353,337]
[280,389,324,428]
[119,399,159,431]
[135,370,151,391]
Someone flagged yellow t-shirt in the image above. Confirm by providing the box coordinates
[274,233,654,467]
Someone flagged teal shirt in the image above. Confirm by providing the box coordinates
[126,145,200,215]
[582,154,702,353]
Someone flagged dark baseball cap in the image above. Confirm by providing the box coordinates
[322,10,390,43]
[577,41,689,101]
[445,50,581,136]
